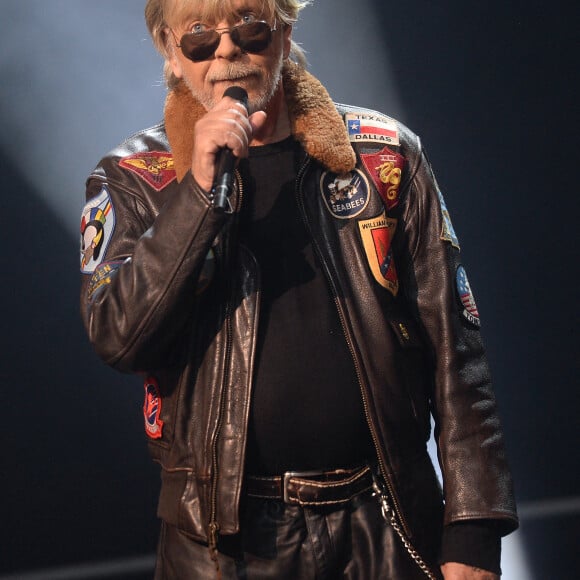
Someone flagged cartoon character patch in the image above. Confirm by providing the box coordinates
[456,266,480,328]
[360,147,406,210]
[143,377,164,439]
[358,211,399,296]
[119,151,177,192]
[80,185,115,273]
[320,169,370,219]
[345,113,400,146]
[437,190,460,249]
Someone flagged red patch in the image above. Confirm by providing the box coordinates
[119,152,177,192]
[360,147,406,210]
[143,377,164,439]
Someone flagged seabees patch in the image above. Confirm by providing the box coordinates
[358,211,399,296]
[456,266,480,328]
[360,147,406,210]
[320,169,370,219]
[345,113,400,146]
[119,151,177,191]
[143,377,164,439]
[80,185,115,274]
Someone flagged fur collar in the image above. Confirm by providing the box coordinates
[164,60,356,182]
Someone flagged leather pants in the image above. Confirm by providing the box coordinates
[154,489,441,579]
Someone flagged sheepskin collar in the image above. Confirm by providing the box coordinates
[164,60,356,182]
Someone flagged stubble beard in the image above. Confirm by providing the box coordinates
[183,55,284,114]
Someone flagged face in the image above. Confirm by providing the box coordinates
[165,0,292,113]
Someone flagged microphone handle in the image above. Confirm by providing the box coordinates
[212,86,249,212]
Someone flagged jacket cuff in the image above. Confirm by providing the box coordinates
[439,521,502,575]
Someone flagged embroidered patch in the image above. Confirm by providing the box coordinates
[456,266,480,328]
[119,151,177,192]
[80,185,115,273]
[358,211,399,296]
[437,190,460,249]
[87,260,124,300]
[143,377,164,439]
[360,147,406,210]
[320,169,370,219]
[345,113,400,146]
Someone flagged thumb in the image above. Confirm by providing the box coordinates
[249,111,268,136]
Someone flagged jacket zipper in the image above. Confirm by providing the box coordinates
[208,171,244,564]
[294,157,412,538]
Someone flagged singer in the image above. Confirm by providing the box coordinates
[80,1,517,578]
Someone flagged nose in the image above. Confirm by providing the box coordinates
[213,28,242,59]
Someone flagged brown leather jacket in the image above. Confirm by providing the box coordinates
[80,62,517,567]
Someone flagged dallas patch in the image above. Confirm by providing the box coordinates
[119,151,177,191]
[321,169,370,219]
[360,147,406,210]
[143,377,164,439]
[358,211,399,296]
[456,266,480,327]
[437,190,460,249]
[346,113,400,146]
[80,185,115,274]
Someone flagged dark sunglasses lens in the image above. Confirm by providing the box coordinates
[180,30,220,62]
[231,21,273,53]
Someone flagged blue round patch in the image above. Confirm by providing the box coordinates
[320,169,370,219]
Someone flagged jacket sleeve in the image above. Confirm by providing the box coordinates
[80,169,227,373]
[396,134,518,535]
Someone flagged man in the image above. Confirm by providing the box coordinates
[80,0,518,578]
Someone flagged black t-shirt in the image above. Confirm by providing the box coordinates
[238,137,375,475]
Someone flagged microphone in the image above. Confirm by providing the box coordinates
[212,86,249,212]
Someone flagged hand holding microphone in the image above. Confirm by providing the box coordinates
[190,86,267,212]
[212,86,249,211]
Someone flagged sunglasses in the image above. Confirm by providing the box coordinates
[175,20,277,62]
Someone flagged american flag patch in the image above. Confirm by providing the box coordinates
[456,266,480,327]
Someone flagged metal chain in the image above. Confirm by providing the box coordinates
[371,475,438,580]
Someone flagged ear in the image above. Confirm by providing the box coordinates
[165,30,184,79]
[282,24,292,60]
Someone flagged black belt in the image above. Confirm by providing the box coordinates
[245,465,374,506]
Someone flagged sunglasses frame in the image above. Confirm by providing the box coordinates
[171,20,277,62]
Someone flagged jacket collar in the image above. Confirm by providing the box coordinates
[164,60,356,182]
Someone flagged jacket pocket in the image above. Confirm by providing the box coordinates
[387,317,432,442]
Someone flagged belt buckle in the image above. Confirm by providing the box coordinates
[282,470,325,504]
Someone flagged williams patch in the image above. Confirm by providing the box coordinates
[456,266,480,327]
[320,169,370,219]
[437,190,460,249]
[360,147,406,210]
[143,377,164,439]
[358,211,399,296]
[119,151,177,192]
[80,185,115,274]
[345,113,400,146]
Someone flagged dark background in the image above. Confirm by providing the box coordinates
[1,1,578,578]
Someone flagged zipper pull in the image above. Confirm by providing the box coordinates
[208,521,222,580]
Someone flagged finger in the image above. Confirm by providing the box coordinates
[248,111,268,134]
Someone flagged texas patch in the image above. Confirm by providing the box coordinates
[320,169,370,219]
[345,113,400,146]
[358,211,399,296]
[437,190,460,249]
[119,151,176,191]
[360,147,406,210]
[143,377,164,439]
[80,185,115,273]
[456,266,480,327]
